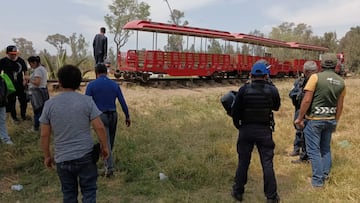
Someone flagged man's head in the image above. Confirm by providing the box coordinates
[100,27,106,34]
[321,53,338,69]
[6,45,18,60]
[303,60,318,78]
[57,65,82,90]
[251,63,268,78]
[95,63,108,75]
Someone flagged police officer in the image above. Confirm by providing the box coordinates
[231,63,281,202]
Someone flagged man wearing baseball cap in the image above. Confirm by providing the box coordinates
[231,63,281,202]
[0,45,29,123]
[295,53,346,188]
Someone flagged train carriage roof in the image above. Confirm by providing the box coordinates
[123,20,329,51]
[231,33,291,48]
[286,42,329,51]
[123,20,233,39]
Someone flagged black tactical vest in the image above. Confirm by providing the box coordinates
[240,83,273,125]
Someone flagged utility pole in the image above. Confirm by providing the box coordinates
[163,0,176,24]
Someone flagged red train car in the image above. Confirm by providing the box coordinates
[117,20,329,81]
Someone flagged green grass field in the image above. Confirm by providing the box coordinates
[1,78,359,203]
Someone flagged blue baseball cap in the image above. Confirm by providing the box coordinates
[251,63,268,76]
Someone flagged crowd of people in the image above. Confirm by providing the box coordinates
[1,35,346,202]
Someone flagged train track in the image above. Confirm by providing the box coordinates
[47,77,297,90]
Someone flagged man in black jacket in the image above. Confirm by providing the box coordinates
[93,27,108,64]
[0,45,29,123]
[231,63,281,203]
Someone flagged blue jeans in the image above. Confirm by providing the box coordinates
[33,107,43,130]
[100,111,118,172]
[304,119,336,187]
[56,152,98,203]
[0,107,11,142]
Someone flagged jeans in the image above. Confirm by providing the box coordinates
[233,124,278,199]
[100,111,118,172]
[33,107,43,130]
[0,107,11,142]
[304,119,336,187]
[56,152,98,203]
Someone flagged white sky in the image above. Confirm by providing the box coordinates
[0,0,358,54]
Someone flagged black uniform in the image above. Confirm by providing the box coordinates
[92,34,108,64]
[0,56,28,121]
[231,79,280,200]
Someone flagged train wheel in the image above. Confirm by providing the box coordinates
[212,72,224,82]
[114,70,122,79]
[123,72,132,80]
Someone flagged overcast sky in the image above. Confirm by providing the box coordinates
[1,0,359,54]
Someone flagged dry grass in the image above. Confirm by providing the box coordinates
[0,78,359,203]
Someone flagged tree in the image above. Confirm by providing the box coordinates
[69,33,88,63]
[164,9,189,52]
[12,38,36,59]
[248,30,265,56]
[104,0,150,64]
[339,26,360,73]
[268,22,318,61]
[46,34,69,56]
[207,39,222,54]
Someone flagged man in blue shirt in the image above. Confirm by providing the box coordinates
[86,63,131,177]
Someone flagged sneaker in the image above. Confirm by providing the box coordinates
[5,140,14,145]
[231,191,243,202]
[266,194,280,203]
[289,150,300,156]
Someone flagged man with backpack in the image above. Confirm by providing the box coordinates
[288,61,318,163]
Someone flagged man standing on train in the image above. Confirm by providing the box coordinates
[93,27,108,64]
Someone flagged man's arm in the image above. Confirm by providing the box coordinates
[335,89,346,121]
[116,87,131,127]
[91,117,109,160]
[103,37,108,60]
[40,123,53,168]
[294,90,314,129]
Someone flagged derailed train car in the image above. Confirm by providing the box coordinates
[115,20,343,81]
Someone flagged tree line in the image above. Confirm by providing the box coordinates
[1,0,359,79]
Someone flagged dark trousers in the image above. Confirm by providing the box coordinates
[6,90,28,120]
[94,54,105,64]
[294,110,309,160]
[100,111,118,171]
[233,124,278,199]
[56,152,98,203]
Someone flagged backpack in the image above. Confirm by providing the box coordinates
[289,77,305,110]
[220,90,237,116]
[0,76,8,107]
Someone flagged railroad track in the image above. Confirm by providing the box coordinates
[47,77,298,90]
